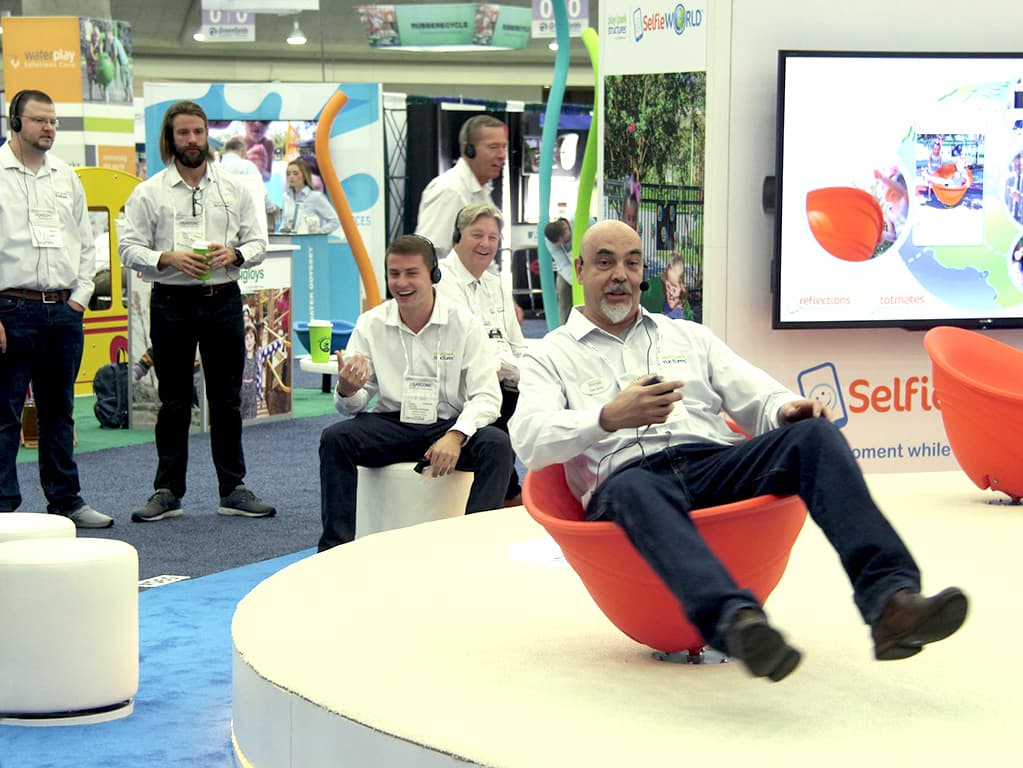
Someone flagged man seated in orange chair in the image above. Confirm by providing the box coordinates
[508,219,968,682]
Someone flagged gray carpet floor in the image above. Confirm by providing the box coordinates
[15,410,332,580]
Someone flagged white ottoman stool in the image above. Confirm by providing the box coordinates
[356,462,474,538]
[0,512,76,543]
[0,537,139,725]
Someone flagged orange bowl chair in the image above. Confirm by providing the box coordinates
[522,464,807,655]
[806,187,884,262]
[931,163,973,208]
[924,326,1023,502]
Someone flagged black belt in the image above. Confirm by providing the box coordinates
[153,282,239,298]
[0,288,71,303]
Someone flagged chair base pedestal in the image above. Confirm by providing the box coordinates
[653,647,730,665]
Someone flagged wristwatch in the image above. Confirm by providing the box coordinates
[233,248,244,266]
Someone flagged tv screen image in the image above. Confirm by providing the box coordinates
[773,51,1023,329]
[207,119,322,211]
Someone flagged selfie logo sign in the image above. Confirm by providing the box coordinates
[796,362,849,429]
[632,4,702,42]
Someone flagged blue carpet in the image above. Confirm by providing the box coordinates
[1,548,314,768]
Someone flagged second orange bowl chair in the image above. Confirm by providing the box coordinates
[924,326,1023,502]
[523,464,807,655]
[931,163,973,208]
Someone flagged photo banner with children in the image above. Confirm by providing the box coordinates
[599,0,707,323]
[2,16,135,168]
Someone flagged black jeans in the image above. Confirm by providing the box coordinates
[149,283,245,499]
[493,384,522,499]
[0,296,84,514]
[318,412,513,551]
[587,419,921,652]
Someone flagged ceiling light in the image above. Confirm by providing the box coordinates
[548,41,558,51]
[193,28,206,42]
[286,19,307,45]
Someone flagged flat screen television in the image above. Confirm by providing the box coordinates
[772,51,1023,329]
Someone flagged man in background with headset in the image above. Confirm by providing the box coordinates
[317,234,513,552]
[510,219,968,682]
[415,113,507,259]
[437,203,525,505]
[0,89,112,528]
[120,100,275,523]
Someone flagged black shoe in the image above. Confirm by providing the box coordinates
[726,608,802,682]
[871,587,968,660]
[217,485,276,518]
[131,489,183,523]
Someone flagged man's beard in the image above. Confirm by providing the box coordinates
[174,143,208,169]
[600,292,634,324]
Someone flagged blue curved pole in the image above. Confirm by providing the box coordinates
[537,0,570,331]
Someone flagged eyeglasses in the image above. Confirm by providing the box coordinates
[191,187,204,218]
[24,117,60,128]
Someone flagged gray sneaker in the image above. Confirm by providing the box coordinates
[131,489,183,523]
[67,504,114,529]
[217,485,276,518]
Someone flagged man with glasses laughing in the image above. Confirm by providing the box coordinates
[120,100,275,523]
[0,89,112,528]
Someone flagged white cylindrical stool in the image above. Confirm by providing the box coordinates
[355,463,474,538]
[0,512,76,543]
[0,537,139,726]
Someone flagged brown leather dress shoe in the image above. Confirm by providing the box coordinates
[726,608,802,682]
[871,587,968,660]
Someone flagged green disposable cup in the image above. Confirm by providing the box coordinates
[308,320,333,363]
[192,240,212,281]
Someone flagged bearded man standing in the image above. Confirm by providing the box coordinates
[119,100,275,523]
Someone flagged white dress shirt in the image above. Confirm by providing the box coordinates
[0,143,95,307]
[279,186,340,234]
[436,254,526,381]
[334,291,501,439]
[415,158,494,258]
[220,152,276,214]
[545,236,575,284]
[509,308,800,507]
[119,161,267,286]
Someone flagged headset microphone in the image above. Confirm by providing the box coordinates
[640,280,650,292]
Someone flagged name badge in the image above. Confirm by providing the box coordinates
[174,214,205,251]
[400,374,439,425]
[29,208,63,248]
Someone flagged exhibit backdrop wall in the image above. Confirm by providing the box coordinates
[697,0,1023,473]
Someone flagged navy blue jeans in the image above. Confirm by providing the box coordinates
[149,283,246,499]
[318,412,514,551]
[587,419,921,652]
[0,295,85,514]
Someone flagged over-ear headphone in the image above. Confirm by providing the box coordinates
[410,234,441,283]
[464,141,476,159]
[452,206,465,244]
[9,90,26,133]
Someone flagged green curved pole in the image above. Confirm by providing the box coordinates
[536,0,570,331]
[573,27,600,308]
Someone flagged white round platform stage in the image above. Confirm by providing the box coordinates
[231,472,1016,768]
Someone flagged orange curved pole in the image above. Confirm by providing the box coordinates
[315,90,382,308]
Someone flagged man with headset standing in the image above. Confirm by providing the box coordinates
[415,114,507,260]
[120,100,275,523]
[0,89,111,528]
[317,234,513,551]
[437,203,525,504]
